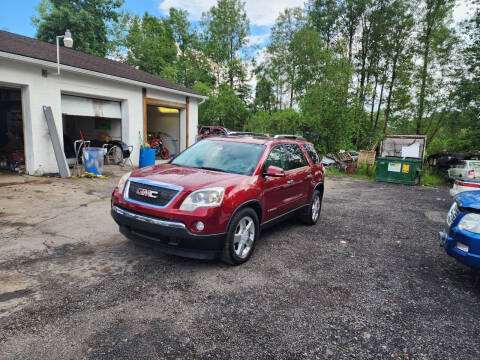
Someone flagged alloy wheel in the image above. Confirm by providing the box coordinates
[234,216,255,259]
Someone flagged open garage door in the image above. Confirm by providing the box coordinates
[147,105,180,160]
[61,95,122,165]
[0,87,24,174]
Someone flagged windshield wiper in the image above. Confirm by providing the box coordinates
[197,166,228,173]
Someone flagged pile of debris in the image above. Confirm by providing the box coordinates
[322,151,357,174]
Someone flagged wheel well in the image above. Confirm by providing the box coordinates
[229,201,263,228]
[314,182,324,198]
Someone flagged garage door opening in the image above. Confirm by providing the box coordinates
[0,87,25,174]
[61,95,122,166]
[147,105,180,159]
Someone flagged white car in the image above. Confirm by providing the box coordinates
[450,179,480,197]
[447,160,480,180]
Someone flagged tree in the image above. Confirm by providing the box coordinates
[33,0,124,57]
[253,77,275,113]
[200,0,250,88]
[167,8,216,88]
[123,12,178,81]
[415,0,455,135]
[198,84,248,130]
[308,0,342,47]
[265,7,307,108]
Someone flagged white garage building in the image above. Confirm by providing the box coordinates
[0,31,206,175]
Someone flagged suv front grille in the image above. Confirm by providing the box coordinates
[127,181,179,207]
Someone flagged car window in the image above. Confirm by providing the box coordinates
[264,145,287,170]
[284,143,308,170]
[470,162,480,169]
[303,144,320,164]
[213,128,225,135]
[200,127,210,135]
[171,140,265,176]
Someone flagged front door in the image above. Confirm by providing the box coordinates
[262,145,291,221]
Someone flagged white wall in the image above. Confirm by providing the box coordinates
[0,58,145,174]
[0,57,201,174]
[188,98,199,147]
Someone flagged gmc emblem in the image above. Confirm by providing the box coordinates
[136,187,158,198]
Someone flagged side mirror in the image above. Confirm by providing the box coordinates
[264,165,285,177]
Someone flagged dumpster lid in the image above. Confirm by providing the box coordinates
[380,135,427,160]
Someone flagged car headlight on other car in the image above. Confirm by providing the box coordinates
[180,187,225,211]
[117,171,132,194]
[458,213,480,234]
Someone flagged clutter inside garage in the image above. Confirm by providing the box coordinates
[0,87,24,174]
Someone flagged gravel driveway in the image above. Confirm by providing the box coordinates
[0,175,479,359]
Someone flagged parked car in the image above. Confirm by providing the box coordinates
[196,126,230,142]
[439,191,480,269]
[450,179,480,197]
[447,160,480,180]
[111,135,325,265]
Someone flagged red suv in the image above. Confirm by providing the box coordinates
[111,135,324,265]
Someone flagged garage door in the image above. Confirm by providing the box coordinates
[61,95,121,118]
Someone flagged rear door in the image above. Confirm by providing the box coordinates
[283,143,311,210]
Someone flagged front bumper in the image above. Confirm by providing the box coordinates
[111,205,226,260]
[439,229,480,269]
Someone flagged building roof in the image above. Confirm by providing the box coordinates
[0,31,203,97]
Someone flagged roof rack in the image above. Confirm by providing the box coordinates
[228,131,269,137]
[273,134,306,141]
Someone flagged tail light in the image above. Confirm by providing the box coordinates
[468,170,474,177]
[456,180,480,188]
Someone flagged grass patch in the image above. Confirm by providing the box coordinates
[326,162,376,181]
[327,162,445,187]
[421,167,445,186]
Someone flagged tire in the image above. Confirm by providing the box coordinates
[301,190,322,225]
[221,208,259,265]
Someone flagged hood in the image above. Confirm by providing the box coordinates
[456,191,480,211]
[130,163,246,190]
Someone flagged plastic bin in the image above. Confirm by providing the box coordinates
[82,147,104,175]
[139,148,155,168]
[375,157,422,185]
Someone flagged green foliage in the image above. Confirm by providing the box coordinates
[33,0,124,57]
[244,109,302,135]
[200,0,250,88]
[123,12,178,81]
[325,163,376,181]
[421,167,445,186]
[198,84,248,130]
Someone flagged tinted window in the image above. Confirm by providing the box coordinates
[172,140,265,175]
[303,144,320,164]
[213,128,225,135]
[284,143,308,170]
[264,145,287,170]
[200,127,210,135]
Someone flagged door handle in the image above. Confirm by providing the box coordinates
[306,174,313,179]
[287,180,294,184]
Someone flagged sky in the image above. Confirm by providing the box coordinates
[0,0,474,54]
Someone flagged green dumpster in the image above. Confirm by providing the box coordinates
[375,157,422,185]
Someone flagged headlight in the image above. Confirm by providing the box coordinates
[458,213,480,234]
[117,171,131,194]
[179,187,225,211]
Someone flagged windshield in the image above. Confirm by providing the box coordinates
[470,162,480,169]
[172,140,266,175]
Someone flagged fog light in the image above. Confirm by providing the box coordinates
[456,242,469,253]
[195,221,205,231]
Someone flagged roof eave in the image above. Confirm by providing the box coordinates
[0,51,207,100]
